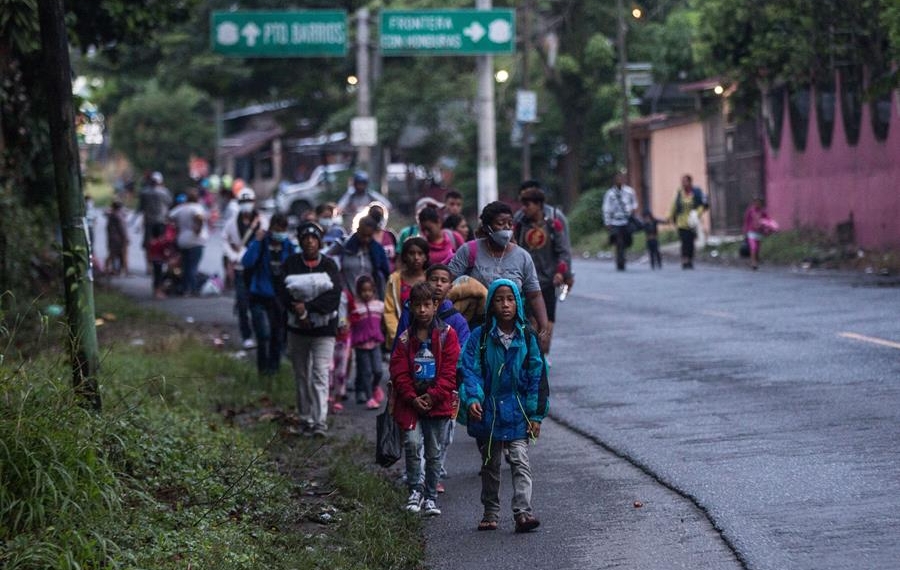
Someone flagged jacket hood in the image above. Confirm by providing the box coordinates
[484,278,527,334]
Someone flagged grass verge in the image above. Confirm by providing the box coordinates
[0,289,423,570]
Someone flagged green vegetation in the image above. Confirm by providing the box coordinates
[0,290,423,570]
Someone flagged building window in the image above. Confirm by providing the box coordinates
[840,67,862,146]
[815,79,836,148]
[764,86,785,150]
[788,86,811,151]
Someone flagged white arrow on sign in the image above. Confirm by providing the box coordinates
[463,22,486,43]
[241,22,261,46]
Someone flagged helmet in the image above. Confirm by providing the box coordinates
[296,221,324,243]
[237,188,256,202]
[353,170,369,184]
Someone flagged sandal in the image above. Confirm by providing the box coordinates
[514,512,540,533]
[477,518,499,531]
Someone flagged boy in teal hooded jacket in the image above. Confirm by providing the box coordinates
[459,278,549,532]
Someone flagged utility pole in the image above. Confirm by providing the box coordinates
[476,0,499,212]
[356,7,372,172]
[520,0,532,181]
[616,0,630,177]
[38,0,101,411]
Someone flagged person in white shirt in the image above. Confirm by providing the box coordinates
[602,172,638,271]
[222,188,269,348]
[168,189,208,295]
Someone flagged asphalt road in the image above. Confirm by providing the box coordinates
[95,214,900,569]
[549,257,900,570]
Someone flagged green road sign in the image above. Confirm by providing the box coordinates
[211,11,347,57]
[380,9,515,56]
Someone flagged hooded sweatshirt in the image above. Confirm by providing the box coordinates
[459,278,549,441]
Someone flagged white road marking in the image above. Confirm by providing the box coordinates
[839,332,900,351]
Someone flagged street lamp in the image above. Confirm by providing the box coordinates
[495,69,510,83]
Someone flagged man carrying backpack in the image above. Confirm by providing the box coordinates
[513,181,573,357]
[668,174,708,269]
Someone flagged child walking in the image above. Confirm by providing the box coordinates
[349,275,385,409]
[642,209,663,269]
[329,288,351,412]
[459,278,549,532]
[390,282,460,516]
[393,264,470,493]
[384,237,430,350]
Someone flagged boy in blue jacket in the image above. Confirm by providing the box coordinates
[460,278,549,533]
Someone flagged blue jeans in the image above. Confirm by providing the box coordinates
[353,347,382,401]
[404,417,449,501]
[179,246,204,294]
[234,269,252,341]
[249,295,285,375]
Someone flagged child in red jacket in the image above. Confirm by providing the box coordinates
[389,282,460,516]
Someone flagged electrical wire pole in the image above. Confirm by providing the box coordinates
[356,7,372,172]
[520,0,532,181]
[616,0,630,176]
[38,0,102,411]
[476,0,499,212]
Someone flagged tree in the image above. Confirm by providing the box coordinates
[110,82,214,188]
[695,0,898,105]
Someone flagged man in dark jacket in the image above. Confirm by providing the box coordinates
[281,221,343,437]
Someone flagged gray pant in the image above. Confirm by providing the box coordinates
[287,334,335,432]
[404,417,449,500]
[479,438,533,520]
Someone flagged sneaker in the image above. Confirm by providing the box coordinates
[405,490,424,513]
[242,338,256,349]
[373,385,385,404]
[365,398,380,410]
[423,499,441,516]
[436,482,445,494]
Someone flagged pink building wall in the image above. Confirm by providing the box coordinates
[765,84,900,249]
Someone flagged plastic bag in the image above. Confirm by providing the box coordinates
[375,409,402,467]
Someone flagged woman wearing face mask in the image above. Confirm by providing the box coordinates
[447,201,550,350]
[223,188,269,349]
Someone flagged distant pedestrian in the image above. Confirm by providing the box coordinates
[602,172,638,271]
[514,182,573,355]
[459,279,548,533]
[281,221,343,436]
[329,289,352,412]
[419,206,464,266]
[133,171,173,276]
[397,196,446,244]
[443,214,472,243]
[104,200,129,276]
[349,275,386,409]
[328,215,390,300]
[336,171,391,226]
[168,189,208,296]
[390,282,461,516]
[742,197,777,270]
[366,203,398,272]
[223,188,268,349]
[668,174,707,269]
[384,237,430,350]
[642,209,663,270]
[242,213,293,376]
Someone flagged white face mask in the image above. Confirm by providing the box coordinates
[318,217,333,229]
[239,202,254,214]
[489,228,513,248]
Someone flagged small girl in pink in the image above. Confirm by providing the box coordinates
[349,275,386,409]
